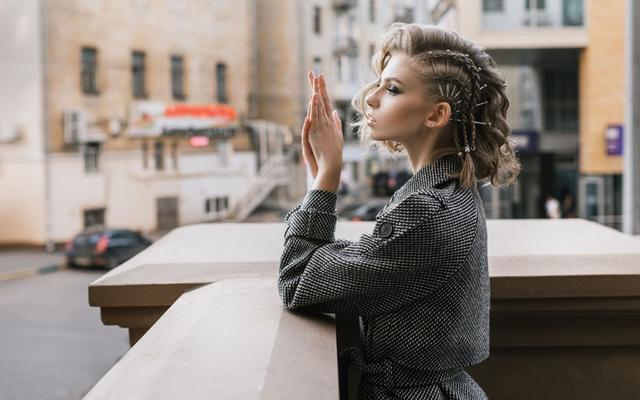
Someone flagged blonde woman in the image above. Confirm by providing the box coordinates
[279,22,521,399]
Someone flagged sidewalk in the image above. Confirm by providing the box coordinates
[0,248,66,282]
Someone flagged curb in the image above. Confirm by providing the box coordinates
[0,263,68,283]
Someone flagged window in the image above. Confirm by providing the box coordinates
[83,208,105,228]
[216,62,228,103]
[171,55,185,99]
[215,197,229,212]
[483,0,504,12]
[84,143,100,173]
[81,47,98,94]
[525,0,545,10]
[349,56,357,82]
[205,196,229,213]
[313,6,322,34]
[313,56,322,76]
[142,141,148,169]
[132,51,147,98]
[542,69,578,132]
[369,0,376,22]
[563,0,583,26]
[171,141,178,170]
[154,141,164,171]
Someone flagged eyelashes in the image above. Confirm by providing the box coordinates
[374,80,400,95]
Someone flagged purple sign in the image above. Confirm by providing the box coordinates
[511,130,538,154]
[606,124,623,156]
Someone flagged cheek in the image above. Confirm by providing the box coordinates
[387,104,425,130]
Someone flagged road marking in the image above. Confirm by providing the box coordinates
[0,264,68,283]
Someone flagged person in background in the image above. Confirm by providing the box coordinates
[545,194,561,219]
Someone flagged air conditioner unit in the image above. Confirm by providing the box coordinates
[63,110,87,144]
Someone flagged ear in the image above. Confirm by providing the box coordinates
[424,101,451,128]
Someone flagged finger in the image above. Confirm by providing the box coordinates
[317,91,328,125]
[302,118,318,169]
[301,118,311,164]
[307,70,316,92]
[312,94,318,123]
[319,74,333,117]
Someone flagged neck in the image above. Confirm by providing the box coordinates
[401,126,455,174]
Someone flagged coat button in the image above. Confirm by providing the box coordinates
[378,222,394,238]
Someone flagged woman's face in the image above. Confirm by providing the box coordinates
[365,52,433,144]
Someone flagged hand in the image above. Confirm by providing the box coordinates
[305,73,344,177]
[301,71,319,178]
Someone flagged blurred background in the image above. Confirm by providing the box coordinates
[1,0,638,399]
[0,0,630,246]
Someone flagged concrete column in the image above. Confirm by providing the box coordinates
[624,0,640,235]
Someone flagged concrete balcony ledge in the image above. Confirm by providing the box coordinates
[84,277,337,399]
[88,219,640,399]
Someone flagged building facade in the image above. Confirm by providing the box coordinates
[0,0,48,244]
[0,0,295,246]
[257,0,435,202]
[444,0,625,227]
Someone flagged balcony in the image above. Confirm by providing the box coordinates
[332,0,358,11]
[87,219,640,399]
[459,0,587,49]
[482,0,584,29]
[333,36,358,58]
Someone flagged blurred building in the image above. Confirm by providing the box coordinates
[0,0,48,245]
[431,0,625,227]
[0,0,294,246]
[258,0,434,203]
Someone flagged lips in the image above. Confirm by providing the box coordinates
[366,116,377,125]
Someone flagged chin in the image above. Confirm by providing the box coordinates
[369,127,386,141]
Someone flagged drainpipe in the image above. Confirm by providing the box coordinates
[623,0,640,235]
[39,0,54,252]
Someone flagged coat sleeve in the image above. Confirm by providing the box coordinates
[278,188,476,317]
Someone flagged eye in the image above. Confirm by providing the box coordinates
[387,85,400,94]
[374,80,400,95]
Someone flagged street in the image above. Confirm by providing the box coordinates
[0,268,129,400]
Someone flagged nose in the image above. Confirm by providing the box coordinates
[365,91,379,109]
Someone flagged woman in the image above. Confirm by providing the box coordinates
[279,23,521,399]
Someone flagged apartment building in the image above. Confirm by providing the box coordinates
[439,0,625,225]
[0,0,293,246]
[258,0,433,201]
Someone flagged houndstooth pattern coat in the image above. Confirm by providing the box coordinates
[279,154,490,399]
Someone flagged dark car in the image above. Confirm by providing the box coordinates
[343,199,389,221]
[65,226,152,269]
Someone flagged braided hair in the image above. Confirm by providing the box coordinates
[351,23,521,189]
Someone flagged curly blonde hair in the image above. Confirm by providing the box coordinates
[351,23,521,188]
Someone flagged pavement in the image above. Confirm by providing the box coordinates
[0,248,66,283]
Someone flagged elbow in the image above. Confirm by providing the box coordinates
[277,278,298,310]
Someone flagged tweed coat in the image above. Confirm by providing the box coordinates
[278,154,490,399]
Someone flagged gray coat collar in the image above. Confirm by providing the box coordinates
[377,154,462,219]
[391,154,463,204]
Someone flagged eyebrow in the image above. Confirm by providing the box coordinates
[381,76,404,85]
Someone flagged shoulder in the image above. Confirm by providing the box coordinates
[370,190,445,246]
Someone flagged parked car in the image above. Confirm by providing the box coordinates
[65,226,152,269]
[342,199,389,221]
